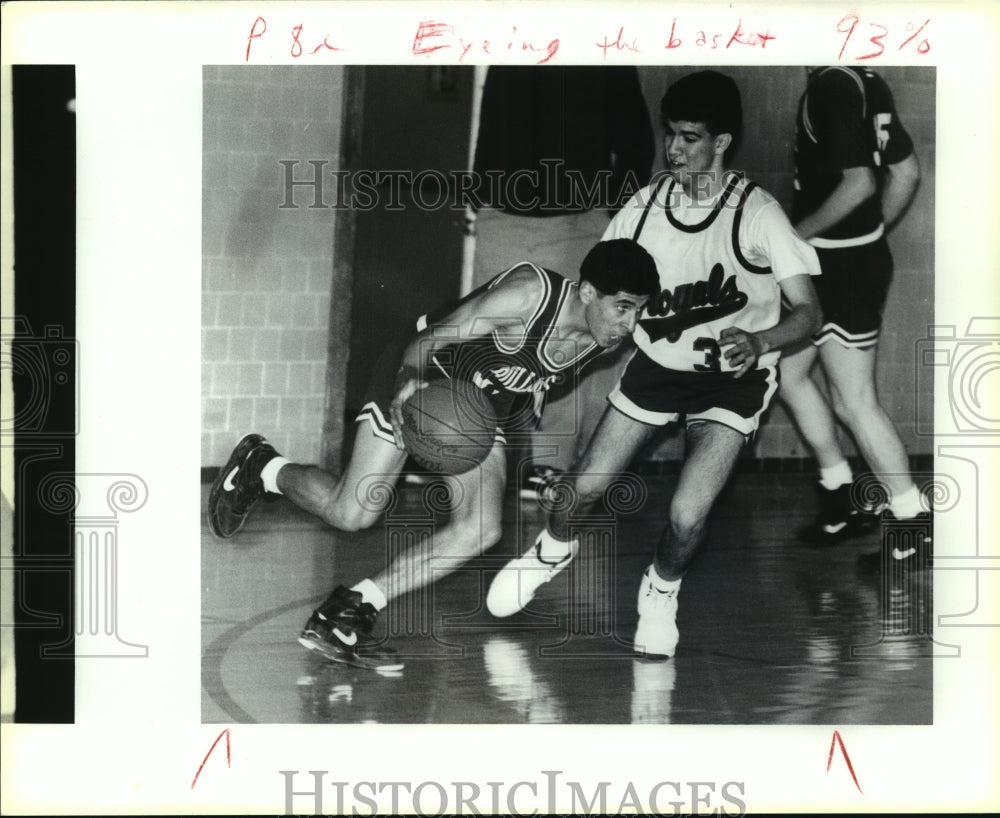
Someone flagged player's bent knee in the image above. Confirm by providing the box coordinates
[320,499,381,533]
[669,504,708,542]
[322,511,370,533]
[828,387,848,417]
[830,388,880,427]
[570,476,612,509]
[479,521,504,551]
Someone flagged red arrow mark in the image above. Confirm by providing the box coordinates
[827,729,863,794]
[191,728,231,789]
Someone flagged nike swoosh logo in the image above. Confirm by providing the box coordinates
[893,547,917,560]
[222,466,239,492]
[332,627,358,646]
[823,522,848,534]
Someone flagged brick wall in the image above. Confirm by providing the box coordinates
[202,66,348,469]
[635,65,935,462]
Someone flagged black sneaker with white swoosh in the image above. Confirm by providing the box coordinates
[207,433,281,539]
[857,510,933,573]
[799,481,882,545]
[298,586,404,673]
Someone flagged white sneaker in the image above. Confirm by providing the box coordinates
[487,534,578,617]
[633,566,680,658]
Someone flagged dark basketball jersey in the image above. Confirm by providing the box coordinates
[421,262,607,404]
[793,67,914,243]
[358,263,607,443]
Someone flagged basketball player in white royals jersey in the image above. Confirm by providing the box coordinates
[488,71,824,659]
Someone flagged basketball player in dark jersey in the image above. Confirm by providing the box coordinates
[779,67,928,570]
[207,238,658,661]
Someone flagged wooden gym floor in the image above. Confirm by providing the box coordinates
[201,468,935,725]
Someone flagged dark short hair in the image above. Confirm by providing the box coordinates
[579,239,659,299]
[660,70,743,156]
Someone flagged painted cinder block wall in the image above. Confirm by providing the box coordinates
[202,65,349,469]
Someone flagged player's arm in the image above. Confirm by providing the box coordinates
[721,194,823,377]
[793,165,876,241]
[795,72,876,241]
[881,151,920,230]
[388,267,543,444]
[721,274,821,378]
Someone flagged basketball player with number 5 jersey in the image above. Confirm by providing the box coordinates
[779,67,928,570]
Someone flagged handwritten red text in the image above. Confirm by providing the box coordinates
[826,729,863,794]
[837,14,931,60]
[191,728,232,789]
[245,18,345,61]
[661,18,776,51]
[412,20,560,64]
[597,27,641,58]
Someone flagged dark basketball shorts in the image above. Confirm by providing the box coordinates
[811,237,894,349]
[609,348,779,436]
[355,332,538,446]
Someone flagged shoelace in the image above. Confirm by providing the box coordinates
[644,584,677,608]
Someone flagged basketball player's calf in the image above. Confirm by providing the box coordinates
[275,462,388,533]
[634,433,734,659]
[207,432,393,538]
[820,331,933,572]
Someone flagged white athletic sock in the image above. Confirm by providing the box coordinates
[648,567,682,595]
[537,529,574,563]
[890,485,924,520]
[260,456,290,494]
[818,461,853,491]
[351,578,388,611]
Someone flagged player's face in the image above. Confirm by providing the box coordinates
[586,290,649,348]
[663,119,727,194]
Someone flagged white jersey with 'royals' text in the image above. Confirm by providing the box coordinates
[604,172,820,373]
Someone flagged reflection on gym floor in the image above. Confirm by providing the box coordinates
[202,473,941,725]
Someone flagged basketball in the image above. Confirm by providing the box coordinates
[400,379,497,475]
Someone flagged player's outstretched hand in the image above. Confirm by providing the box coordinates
[390,367,428,451]
[718,326,768,379]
